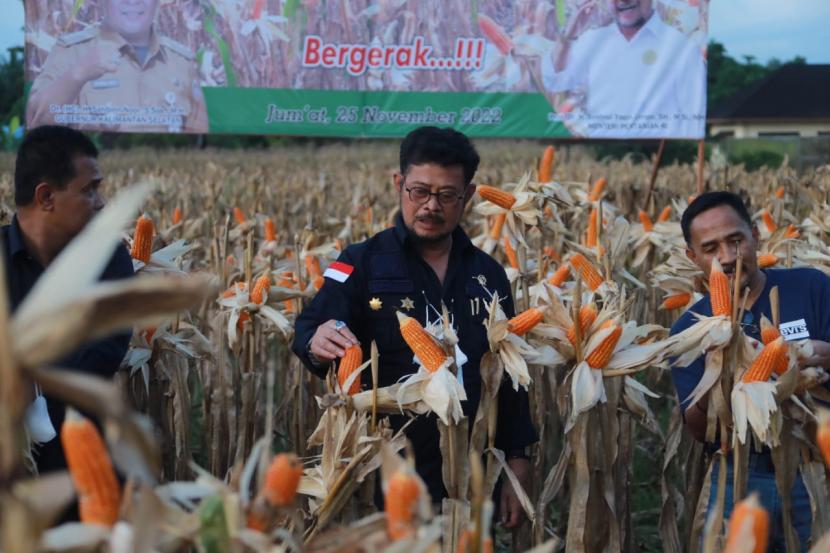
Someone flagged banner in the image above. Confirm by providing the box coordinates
[24,0,708,138]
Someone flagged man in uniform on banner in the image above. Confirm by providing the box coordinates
[292,126,536,528]
[27,0,208,133]
[539,0,706,138]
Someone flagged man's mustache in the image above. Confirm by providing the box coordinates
[416,215,445,224]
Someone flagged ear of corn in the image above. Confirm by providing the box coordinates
[250,274,271,305]
[543,246,561,262]
[774,186,785,199]
[785,224,800,239]
[638,209,654,233]
[567,305,598,345]
[397,312,447,372]
[588,177,606,202]
[757,253,778,268]
[503,236,519,269]
[708,258,731,318]
[490,213,506,240]
[305,256,322,279]
[478,185,517,209]
[657,205,672,222]
[130,215,154,264]
[61,409,121,526]
[762,210,777,233]
[264,218,277,242]
[816,410,830,469]
[233,207,246,225]
[760,315,780,345]
[539,145,554,182]
[660,292,691,311]
[742,337,787,383]
[508,307,545,336]
[544,205,554,219]
[585,321,622,369]
[277,272,296,313]
[477,15,513,55]
[548,264,570,287]
[723,493,769,553]
[457,529,494,553]
[171,207,183,225]
[385,470,420,540]
[337,344,363,395]
[569,253,604,291]
[263,453,303,507]
[586,208,598,248]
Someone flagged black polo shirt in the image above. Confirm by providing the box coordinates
[292,214,537,500]
[1,215,134,473]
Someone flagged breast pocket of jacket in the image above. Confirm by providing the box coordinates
[366,279,416,351]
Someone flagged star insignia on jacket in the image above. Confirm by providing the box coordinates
[400,297,415,311]
[369,297,383,311]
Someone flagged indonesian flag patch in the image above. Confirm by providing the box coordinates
[324,261,354,283]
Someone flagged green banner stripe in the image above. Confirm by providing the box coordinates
[203,88,572,138]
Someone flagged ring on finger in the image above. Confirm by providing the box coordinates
[334,320,346,331]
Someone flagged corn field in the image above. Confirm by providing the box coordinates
[2,141,830,553]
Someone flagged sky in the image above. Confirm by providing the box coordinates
[1,0,828,64]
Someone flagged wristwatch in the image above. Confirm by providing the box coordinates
[305,339,327,368]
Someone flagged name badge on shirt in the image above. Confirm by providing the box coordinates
[779,319,809,341]
[91,78,120,89]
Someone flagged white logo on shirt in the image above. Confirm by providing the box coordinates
[779,319,810,341]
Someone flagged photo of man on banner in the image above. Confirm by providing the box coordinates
[27,0,208,133]
[536,0,706,138]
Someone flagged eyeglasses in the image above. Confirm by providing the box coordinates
[403,182,464,207]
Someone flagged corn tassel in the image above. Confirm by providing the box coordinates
[233,207,246,225]
[657,205,672,222]
[588,177,606,202]
[548,264,570,287]
[385,470,420,540]
[263,453,303,507]
[660,292,692,311]
[567,305,598,345]
[538,145,554,182]
[585,321,622,369]
[761,210,776,233]
[503,236,519,269]
[250,274,270,305]
[397,312,447,372]
[171,207,183,225]
[586,208,598,248]
[709,258,731,317]
[490,213,506,240]
[508,307,544,336]
[638,209,654,232]
[742,337,786,383]
[130,215,154,264]
[723,493,769,553]
[338,344,363,395]
[478,15,513,55]
[758,253,778,268]
[569,253,604,291]
[264,218,277,242]
[61,409,121,526]
[478,185,516,209]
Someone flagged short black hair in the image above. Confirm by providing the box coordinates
[399,126,480,185]
[14,125,99,206]
[681,191,753,244]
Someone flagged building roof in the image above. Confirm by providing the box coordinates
[709,64,830,121]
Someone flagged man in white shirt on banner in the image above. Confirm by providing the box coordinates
[540,0,706,138]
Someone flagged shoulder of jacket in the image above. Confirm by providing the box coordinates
[159,36,196,60]
[56,25,99,47]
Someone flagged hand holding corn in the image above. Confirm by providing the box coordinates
[309,319,359,362]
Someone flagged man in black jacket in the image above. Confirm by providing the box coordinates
[292,126,535,528]
[0,125,133,474]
